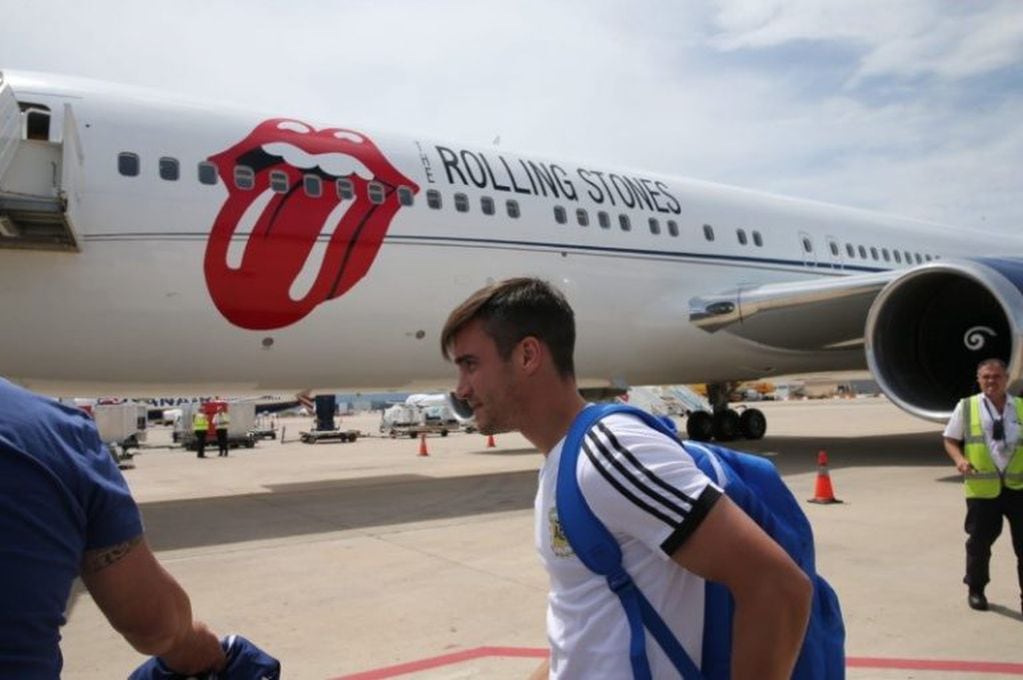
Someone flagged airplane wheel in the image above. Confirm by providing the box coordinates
[712,409,740,442]
[686,411,713,441]
[739,408,767,440]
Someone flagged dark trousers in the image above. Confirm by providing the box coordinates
[216,428,229,456]
[964,487,1023,594]
[195,430,207,458]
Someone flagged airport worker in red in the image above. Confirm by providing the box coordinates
[943,358,1023,613]
[0,378,225,678]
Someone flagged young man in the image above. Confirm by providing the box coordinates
[943,358,1023,613]
[441,277,811,679]
[0,378,225,677]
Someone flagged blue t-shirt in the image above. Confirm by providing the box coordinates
[0,379,144,678]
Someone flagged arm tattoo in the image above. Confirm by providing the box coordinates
[81,535,143,574]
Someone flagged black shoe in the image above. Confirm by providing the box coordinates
[968,591,988,611]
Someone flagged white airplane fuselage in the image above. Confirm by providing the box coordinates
[0,71,1015,412]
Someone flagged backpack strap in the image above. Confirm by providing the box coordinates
[558,403,704,680]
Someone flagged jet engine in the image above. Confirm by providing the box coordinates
[865,258,1023,422]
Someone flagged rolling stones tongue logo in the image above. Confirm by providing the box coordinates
[204,119,417,330]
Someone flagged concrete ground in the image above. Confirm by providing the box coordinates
[59,397,1023,678]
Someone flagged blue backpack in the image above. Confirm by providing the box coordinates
[558,403,845,680]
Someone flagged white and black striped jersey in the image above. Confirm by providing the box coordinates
[535,412,722,679]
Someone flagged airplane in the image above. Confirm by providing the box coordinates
[1,69,1021,442]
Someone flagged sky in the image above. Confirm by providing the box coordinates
[1,0,1021,233]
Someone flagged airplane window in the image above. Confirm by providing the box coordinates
[703,224,714,241]
[858,245,867,258]
[554,206,567,224]
[506,200,520,218]
[915,253,923,264]
[598,211,611,229]
[870,247,879,260]
[368,181,386,204]
[904,250,912,264]
[118,152,140,177]
[752,231,763,247]
[846,244,855,258]
[924,254,932,261]
[270,170,289,193]
[159,157,179,181]
[304,175,323,198]
[619,214,631,232]
[829,241,839,256]
[454,192,469,212]
[667,220,679,237]
[481,196,494,215]
[802,237,813,253]
[736,228,747,245]
[577,209,590,227]
[893,250,902,263]
[881,248,890,262]
[427,189,442,209]
[398,186,414,206]
[234,165,254,190]
[337,178,355,200]
[197,161,218,185]
[648,218,660,235]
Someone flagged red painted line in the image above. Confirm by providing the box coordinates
[332,647,547,680]
[847,656,1023,674]
[333,647,1023,679]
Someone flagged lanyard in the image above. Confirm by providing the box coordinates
[981,398,1006,442]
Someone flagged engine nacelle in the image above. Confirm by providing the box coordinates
[865,258,1023,422]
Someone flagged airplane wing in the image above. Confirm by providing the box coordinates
[688,270,896,352]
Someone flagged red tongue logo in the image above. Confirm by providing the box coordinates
[204,119,417,330]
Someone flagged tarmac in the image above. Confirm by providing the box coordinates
[59,397,1023,679]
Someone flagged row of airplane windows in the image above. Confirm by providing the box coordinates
[117,153,939,265]
[809,235,936,265]
[117,153,763,241]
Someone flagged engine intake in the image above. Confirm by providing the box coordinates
[866,258,1023,422]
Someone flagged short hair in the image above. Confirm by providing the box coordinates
[441,277,576,378]
[977,358,1007,374]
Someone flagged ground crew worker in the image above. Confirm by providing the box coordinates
[213,409,231,457]
[192,410,209,459]
[943,358,1023,613]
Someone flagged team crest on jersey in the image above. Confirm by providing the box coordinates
[549,507,574,557]
[204,119,418,330]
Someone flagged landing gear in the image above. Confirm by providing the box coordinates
[739,408,767,440]
[684,382,767,442]
[686,411,713,441]
[712,409,740,442]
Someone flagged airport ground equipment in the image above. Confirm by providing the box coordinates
[379,398,459,438]
[175,401,257,450]
[91,400,148,467]
[298,393,359,443]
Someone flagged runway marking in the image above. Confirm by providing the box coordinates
[333,646,546,679]
[334,647,1023,678]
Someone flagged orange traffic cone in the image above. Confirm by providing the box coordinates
[808,450,842,504]
[418,433,429,457]
[486,433,496,448]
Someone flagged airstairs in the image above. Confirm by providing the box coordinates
[0,72,80,251]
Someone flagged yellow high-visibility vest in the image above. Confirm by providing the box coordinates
[962,395,1023,498]
[193,412,209,431]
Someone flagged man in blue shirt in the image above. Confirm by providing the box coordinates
[0,378,225,678]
